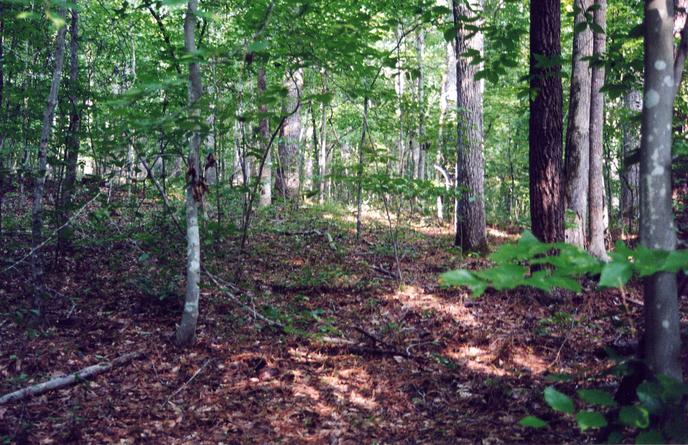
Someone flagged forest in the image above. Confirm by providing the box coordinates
[0,0,687,443]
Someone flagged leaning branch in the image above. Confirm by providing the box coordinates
[0,351,144,405]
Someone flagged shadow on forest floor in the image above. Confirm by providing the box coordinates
[1,192,685,444]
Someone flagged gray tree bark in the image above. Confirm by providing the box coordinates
[257,67,271,207]
[31,11,67,322]
[639,0,682,381]
[276,69,302,199]
[416,30,427,181]
[58,0,80,253]
[318,71,328,204]
[588,0,609,260]
[564,0,593,248]
[620,90,641,232]
[176,0,204,346]
[355,96,369,240]
[453,0,487,252]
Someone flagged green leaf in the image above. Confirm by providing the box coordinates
[544,386,575,414]
[635,430,664,444]
[599,262,633,288]
[576,411,608,431]
[577,389,616,407]
[519,416,548,429]
[439,269,488,296]
[619,405,650,429]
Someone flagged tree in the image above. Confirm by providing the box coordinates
[176,0,204,346]
[276,69,302,200]
[620,90,641,233]
[639,0,687,381]
[453,0,487,252]
[258,67,272,208]
[588,0,608,260]
[57,0,80,253]
[564,0,593,248]
[528,0,564,243]
[31,9,68,323]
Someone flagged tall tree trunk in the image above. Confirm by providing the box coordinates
[620,90,641,233]
[176,0,204,346]
[528,0,564,243]
[276,69,302,199]
[0,4,5,238]
[588,0,609,260]
[58,0,80,253]
[318,71,328,204]
[396,25,405,177]
[564,0,593,248]
[416,30,427,181]
[437,41,455,221]
[639,0,682,381]
[257,67,271,207]
[30,11,68,322]
[355,96,369,240]
[453,0,487,252]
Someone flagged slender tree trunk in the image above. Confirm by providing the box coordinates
[257,67,271,207]
[528,0,564,243]
[588,0,609,260]
[416,30,426,181]
[176,0,204,346]
[453,0,487,251]
[621,90,641,233]
[355,96,369,240]
[318,71,328,204]
[396,25,405,177]
[276,69,302,199]
[437,41,454,221]
[0,4,5,238]
[639,0,682,381]
[30,12,68,322]
[58,0,80,253]
[564,0,593,248]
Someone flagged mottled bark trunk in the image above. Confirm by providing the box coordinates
[437,42,454,221]
[276,69,302,199]
[453,0,487,252]
[0,5,5,238]
[396,25,405,177]
[587,0,608,260]
[639,0,682,381]
[528,0,564,243]
[176,0,203,346]
[30,12,67,322]
[620,90,641,232]
[257,68,271,207]
[58,0,80,253]
[564,0,593,248]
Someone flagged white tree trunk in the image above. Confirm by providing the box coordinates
[176,0,203,346]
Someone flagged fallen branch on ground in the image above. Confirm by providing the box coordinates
[0,350,144,405]
[165,358,214,405]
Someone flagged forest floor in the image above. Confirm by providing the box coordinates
[1,188,686,444]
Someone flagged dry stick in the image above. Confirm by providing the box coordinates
[1,190,103,274]
[165,358,213,405]
[0,351,144,405]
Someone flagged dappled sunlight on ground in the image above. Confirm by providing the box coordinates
[387,284,478,327]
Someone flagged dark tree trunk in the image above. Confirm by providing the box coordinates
[528,0,564,243]
[453,0,487,252]
[564,0,593,248]
[58,0,80,253]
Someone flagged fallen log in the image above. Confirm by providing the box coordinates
[0,350,144,405]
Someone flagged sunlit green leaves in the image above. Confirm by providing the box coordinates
[544,387,574,414]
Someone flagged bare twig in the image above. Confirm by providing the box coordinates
[165,358,213,405]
